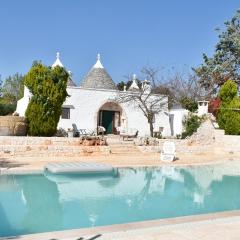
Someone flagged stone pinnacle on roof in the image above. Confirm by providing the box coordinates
[129,74,140,90]
[52,52,64,68]
[93,53,104,68]
[80,54,116,90]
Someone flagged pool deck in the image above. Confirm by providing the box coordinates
[1,151,240,239]
[0,150,239,174]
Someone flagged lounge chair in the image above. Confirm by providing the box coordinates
[160,141,176,162]
[119,128,138,141]
[72,124,91,137]
[72,124,80,137]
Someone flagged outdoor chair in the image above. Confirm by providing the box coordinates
[119,128,138,141]
[160,141,176,162]
[79,129,89,136]
[72,123,80,137]
[97,126,106,136]
[72,124,92,137]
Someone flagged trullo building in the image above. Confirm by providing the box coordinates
[16,53,172,137]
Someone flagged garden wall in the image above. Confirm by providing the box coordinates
[0,136,110,157]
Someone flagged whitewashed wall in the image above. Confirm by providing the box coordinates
[16,86,172,137]
[169,108,189,136]
[15,86,31,116]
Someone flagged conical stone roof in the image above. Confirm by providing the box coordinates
[67,78,77,87]
[80,54,116,90]
[67,72,77,87]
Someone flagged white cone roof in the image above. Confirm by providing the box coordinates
[52,52,64,68]
[93,54,104,69]
[129,74,140,90]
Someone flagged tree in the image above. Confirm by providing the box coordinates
[25,62,69,136]
[217,80,240,135]
[194,10,240,93]
[179,96,198,112]
[117,79,142,91]
[167,71,206,111]
[1,73,24,104]
[116,67,167,137]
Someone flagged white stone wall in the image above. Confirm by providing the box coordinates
[16,86,32,116]
[169,108,189,136]
[16,86,172,137]
[197,101,209,116]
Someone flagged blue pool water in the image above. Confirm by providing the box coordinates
[1,163,240,237]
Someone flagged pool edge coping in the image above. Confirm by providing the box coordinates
[0,158,238,175]
[3,210,240,240]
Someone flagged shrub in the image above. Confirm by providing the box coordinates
[217,80,240,135]
[55,128,68,137]
[217,97,240,135]
[181,115,201,139]
[180,97,198,112]
[218,80,238,104]
[208,97,221,117]
[25,62,69,136]
[153,132,162,139]
[0,103,16,116]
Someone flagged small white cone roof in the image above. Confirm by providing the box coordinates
[52,52,64,68]
[93,53,104,69]
[129,74,140,90]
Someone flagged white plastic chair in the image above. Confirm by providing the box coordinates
[160,141,176,162]
[119,128,138,141]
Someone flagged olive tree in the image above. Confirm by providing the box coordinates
[194,10,240,93]
[116,67,167,137]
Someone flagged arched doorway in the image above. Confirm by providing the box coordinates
[98,102,125,134]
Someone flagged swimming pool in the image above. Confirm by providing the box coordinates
[1,163,240,237]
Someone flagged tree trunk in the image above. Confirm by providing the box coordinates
[149,121,154,137]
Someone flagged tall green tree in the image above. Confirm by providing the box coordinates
[194,10,240,93]
[25,62,69,136]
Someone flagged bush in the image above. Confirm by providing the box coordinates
[25,62,69,136]
[181,115,201,139]
[180,97,198,112]
[153,132,162,139]
[218,80,238,104]
[217,80,240,135]
[0,103,16,116]
[55,128,68,137]
[208,97,221,117]
[217,98,240,135]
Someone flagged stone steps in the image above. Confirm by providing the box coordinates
[0,135,143,157]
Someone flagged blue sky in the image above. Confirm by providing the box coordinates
[0,0,239,84]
